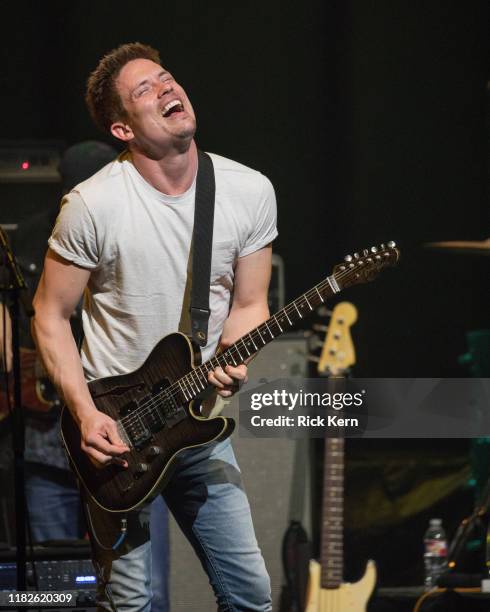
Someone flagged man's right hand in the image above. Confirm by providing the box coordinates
[79,410,130,469]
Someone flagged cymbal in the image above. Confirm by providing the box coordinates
[425,239,490,256]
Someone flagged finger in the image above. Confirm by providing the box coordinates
[208,369,228,389]
[86,433,128,457]
[105,423,130,450]
[110,456,128,468]
[224,364,248,382]
[85,446,114,467]
[217,389,234,398]
[211,367,235,386]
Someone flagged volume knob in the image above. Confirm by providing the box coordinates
[148,446,162,458]
[135,462,149,476]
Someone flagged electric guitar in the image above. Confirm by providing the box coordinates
[0,348,60,420]
[305,302,376,611]
[61,242,399,513]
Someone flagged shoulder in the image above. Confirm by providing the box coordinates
[208,152,273,197]
[72,151,129,214]
[207,152,260,176]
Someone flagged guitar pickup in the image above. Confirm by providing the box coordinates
[120,399,152,449]
[161,400,187,428]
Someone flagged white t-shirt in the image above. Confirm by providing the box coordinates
[48,151,278,381]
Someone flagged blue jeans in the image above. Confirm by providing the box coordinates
[25,463,86,541]
[86,439,271,612]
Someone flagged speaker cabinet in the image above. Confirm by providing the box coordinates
[169,333,310,610]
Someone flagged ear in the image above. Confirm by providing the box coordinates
[110,120,134,143]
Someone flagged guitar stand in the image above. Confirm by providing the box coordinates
[445,475,490,584]
[0,225,33,592]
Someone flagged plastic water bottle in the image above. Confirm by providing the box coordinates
[424,518,448,588]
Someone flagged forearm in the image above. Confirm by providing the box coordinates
[220,302,270,351]
[31,312,96,425]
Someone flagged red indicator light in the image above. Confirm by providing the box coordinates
[21,161,30,170]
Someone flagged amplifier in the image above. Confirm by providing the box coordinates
[0,545,96,605]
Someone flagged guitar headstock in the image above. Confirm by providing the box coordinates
[318,302,357,376]
[332,241,399,289]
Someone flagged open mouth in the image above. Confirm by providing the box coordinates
[162,99,184,117]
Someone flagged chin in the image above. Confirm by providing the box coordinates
[176,118,197,140]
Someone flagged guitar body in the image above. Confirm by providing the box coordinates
[61,332,234,513]
[305,559,376,612]
[0,348,59,419]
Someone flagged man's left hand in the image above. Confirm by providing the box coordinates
[208,364,248,398]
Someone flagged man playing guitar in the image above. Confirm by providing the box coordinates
[32,42,277,611]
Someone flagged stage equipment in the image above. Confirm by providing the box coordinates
[305,303,376,612]
[424,239,490,256]
[0,225,34,591]
[0,543,96,608]
[0,140,62,183]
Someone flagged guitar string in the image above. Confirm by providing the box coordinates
[117,273,339,431]
[118,253,393,433]
[118,253,394,434]
[117,278,334,433]
[118,255,392,433]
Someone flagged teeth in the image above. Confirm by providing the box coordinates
[162,99,183,116]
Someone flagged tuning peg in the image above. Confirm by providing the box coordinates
[380,243,385,250]
[353,252,360,258]
[388,240,396,248]
[363,248,369,256]
[370,246,378,253]
[312,323,329,333]
[344,254,353,262]
[307,337,325,350]
[317,306,333,317]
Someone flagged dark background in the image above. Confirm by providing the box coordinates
[3,0,488,377]
[1,0,489,590]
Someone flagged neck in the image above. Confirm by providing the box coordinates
[131,140,198,196]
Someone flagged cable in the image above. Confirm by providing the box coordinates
[84,501,127,552]
[413,587,483,612]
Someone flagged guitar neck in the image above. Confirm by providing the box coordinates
[174,274,341,402]
[320,437,344,589]
[168,241,398,404]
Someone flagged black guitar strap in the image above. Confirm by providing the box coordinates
[190,150,215,347]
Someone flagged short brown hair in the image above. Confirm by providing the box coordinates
[86,42,161,134]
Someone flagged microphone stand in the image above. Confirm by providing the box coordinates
[0,226,33,592]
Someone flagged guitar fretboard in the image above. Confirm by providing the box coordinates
[173,274,340,402]
[128,242,398,429]
[320,437,344,589]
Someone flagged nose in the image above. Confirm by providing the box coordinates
[157,80,173,98]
